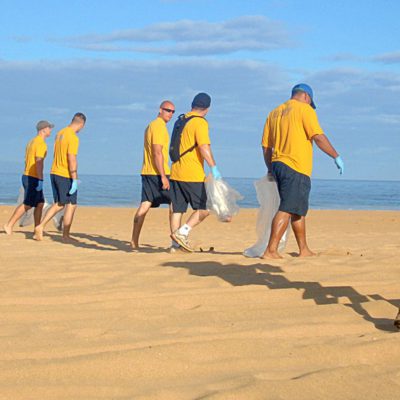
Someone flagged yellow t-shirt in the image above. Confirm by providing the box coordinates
[141,117,170,175]
[261,99,323,176]
[51,127,79,178]
[24,135,47,178]
[170,112,210,182]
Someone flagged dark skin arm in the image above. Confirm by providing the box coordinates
[313,134,339,158]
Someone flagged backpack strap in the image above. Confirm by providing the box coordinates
[178,115,203,159]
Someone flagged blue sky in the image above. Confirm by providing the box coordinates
[1,0,399,180]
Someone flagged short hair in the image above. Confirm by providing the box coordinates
[72,112,86,124]
[160,100,174,109]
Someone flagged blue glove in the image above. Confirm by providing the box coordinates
[334,156,344,175]
[35,179,43,192]
[69,179,78,195]
[211,165,222,180]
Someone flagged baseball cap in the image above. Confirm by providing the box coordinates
[291,83,316,109]
[36,120,55,131]
[192,92,211,109]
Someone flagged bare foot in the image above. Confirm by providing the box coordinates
[3,224,12,235]
[33,226,43,241]
[261,250,283,260]
[130,241,139,250]
[61,236,79,244]
[298,249,316,257]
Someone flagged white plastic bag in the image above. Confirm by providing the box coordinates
[243,175,289,257]
[16,187,64,230]
[205,176,243,222]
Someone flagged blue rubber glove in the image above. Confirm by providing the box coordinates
[69,179,78,195]
[35,179,43,192]
[334,156,344,175]
[211,165,222,180]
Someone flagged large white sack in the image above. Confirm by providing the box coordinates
[244,175,289,257]
[205,176,243,222]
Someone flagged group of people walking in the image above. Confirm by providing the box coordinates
[4,85,343,259]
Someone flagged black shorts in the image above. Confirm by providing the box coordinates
[22,175,44,207]
[272,161,311,217]
[50,174,77,205]
[170,180,207,213]
[141,175,171,208]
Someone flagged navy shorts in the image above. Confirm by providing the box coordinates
[22,175,44,207]
[50,174,77,205]
[272,161,311,217]
[141,175,171,208]
[170,180,207,213]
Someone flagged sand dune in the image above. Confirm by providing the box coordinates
[0,206,399,399]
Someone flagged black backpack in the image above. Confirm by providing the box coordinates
[169,114,203,163]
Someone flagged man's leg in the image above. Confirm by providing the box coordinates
[3,204,32,234]
[33,203,64,241]
[62,203,78,242]
[291,214,315,257]
[186,209,210,229]
[131,201,152,248]
[33,203,44,227]
[262,210,291,259]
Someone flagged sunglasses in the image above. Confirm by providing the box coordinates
[162,108,175,114]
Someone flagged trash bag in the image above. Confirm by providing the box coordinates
[243,175,289,257]
[205,176,243,222]
[16,186,64,230]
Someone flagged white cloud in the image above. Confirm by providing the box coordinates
[373,51,400,64]
[60,16,294,56]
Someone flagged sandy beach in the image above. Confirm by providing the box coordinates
[0,206,399,399]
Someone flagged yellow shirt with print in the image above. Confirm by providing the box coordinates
[170,112,210,182]
[51,127,79,178]
[141,117,170,175]
[262,99,323,177]
[24,135,47,178]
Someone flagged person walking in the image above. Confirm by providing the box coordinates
[169,92,222,252]
[261,83,344,259]
[3,120,54,234]
[34,113,86,242]
[131,100,175,249]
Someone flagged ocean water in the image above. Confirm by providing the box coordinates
[0,173,399,210]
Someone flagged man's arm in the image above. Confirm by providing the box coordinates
[262,146,273,173]
[35,157,44,180]
[313,134,344,174]
[199,144,222,179]
[67,153,78,179]
[152,144,169,190]
[312,134,339,158]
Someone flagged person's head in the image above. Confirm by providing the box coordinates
[70,112,86,132]
[158,100,175,123]
[291,83,316,109]
[36,120,54,138]
[191,92,211,115]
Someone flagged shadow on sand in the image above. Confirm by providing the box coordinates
[162,260,400,332]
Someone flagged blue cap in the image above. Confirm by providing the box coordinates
[291,83,316,109]
[192,92,211,109]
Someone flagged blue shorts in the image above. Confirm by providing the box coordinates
[272,161,311,217]
[170,180,207,213]
[22,175,44,207]
[50,174,77,205]
[141,175,171,208]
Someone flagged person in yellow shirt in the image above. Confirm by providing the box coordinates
[131,100,175,249]
[34,113,86,242]
[261,83,344,259]
[3,120,54,234]
[169,92,222,252]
